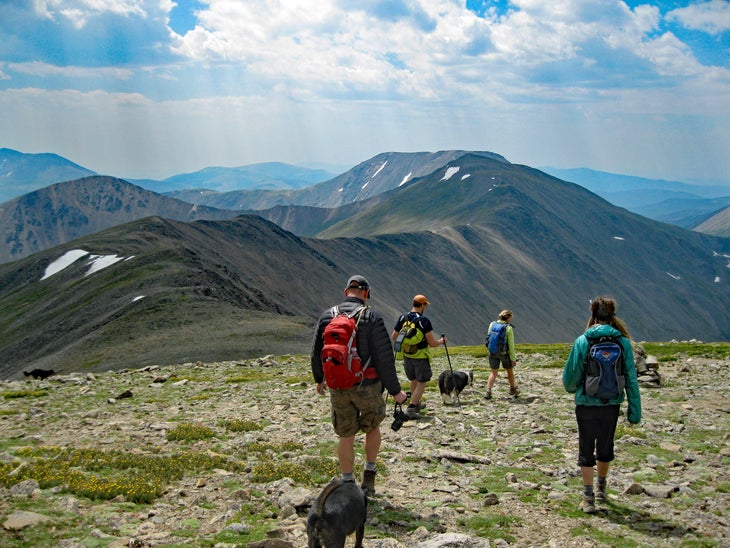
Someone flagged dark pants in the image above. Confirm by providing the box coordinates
[575,405,620,467]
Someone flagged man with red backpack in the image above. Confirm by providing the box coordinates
[311,275,408,495]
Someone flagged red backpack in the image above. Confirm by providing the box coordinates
[321,305,376,389]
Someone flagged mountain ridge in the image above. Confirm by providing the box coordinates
[0,176,244,264]
[1,156,728,378]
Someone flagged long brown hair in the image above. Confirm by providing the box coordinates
[586,296,630,338]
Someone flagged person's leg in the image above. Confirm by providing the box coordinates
[487,369,498,388]
[361,427,382,494]
[576,406,598,514]
[506,367,519,395]
[596,461,610,501]
[406,380,424,417]
[411,380,426,404]
[595,406,619,501]
[404,358,417,398]
[364,427,381,463]
[362,425,382,495]
[338,435,356,475]
[351,382,386,494]
[581,465,595,487]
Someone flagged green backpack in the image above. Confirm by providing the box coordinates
[394,314,426,355]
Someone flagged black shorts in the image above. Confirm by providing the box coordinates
[403,357,432,382]
[575,404,620,467]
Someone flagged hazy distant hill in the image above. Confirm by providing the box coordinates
[1,154,728,378]
[542,167,730,230]
[0,148,336,202]
[0,176,242,264]
[134,162,336,194]
[0,148,96,202]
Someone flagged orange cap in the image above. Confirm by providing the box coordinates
[413,294,430,305]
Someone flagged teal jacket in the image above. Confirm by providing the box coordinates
[562,324,642,424]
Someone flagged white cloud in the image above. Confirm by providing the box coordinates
[2,0,729,182]
[6,61,134,80]
[33,0,150,28]
[667,0,730,35]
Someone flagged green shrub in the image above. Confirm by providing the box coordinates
[167,422,216,441]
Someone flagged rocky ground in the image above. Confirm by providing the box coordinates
[0,346,728,547]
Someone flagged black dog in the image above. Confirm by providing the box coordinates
[23,369,56,380]
[307,478,367,548]
[438,369,474,404]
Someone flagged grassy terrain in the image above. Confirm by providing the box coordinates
[0,342,728,547]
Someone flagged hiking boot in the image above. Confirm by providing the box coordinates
[580,494,597,514]
[485,390,492,400]
[414,401,426,411]
[405,405,421,419]
[361,469,376,495]
[509,385,520,396]
[595,485,607,502]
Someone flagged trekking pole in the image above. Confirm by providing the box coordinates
[441,334,464,416]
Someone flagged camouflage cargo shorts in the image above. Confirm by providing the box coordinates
[329,381,385,438]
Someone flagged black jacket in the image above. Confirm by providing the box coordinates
[310,296,401,395]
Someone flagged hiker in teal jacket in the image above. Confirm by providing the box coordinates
[563,296,642,514]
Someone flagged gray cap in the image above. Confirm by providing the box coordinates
[346,275,370,290]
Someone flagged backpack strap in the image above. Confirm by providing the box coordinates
[349,305,373,377]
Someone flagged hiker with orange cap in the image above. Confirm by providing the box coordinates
[392,294,446,419]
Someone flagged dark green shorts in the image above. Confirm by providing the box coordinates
[489,353,512,370]
[329,381,385,438]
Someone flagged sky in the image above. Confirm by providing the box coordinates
[1,1,729,183]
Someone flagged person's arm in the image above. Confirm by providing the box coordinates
[622,339,642,424]
[370,314,407,403]
[507,325,516,364]
[391,314,404,341]
[310,312,328,394]
[425,330,445,347]
[562,336,586,393]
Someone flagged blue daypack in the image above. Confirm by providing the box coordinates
[486,322,508,355]
[583,335,626,401]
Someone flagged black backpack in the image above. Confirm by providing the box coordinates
[583,335,626,402]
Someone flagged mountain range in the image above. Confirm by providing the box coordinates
[0,150,728,379]
[541,167,730,233]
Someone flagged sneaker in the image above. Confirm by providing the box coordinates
[405,405,421,419]
[509,385,520,396]
[485,390,492,400]
[361,469,376,495]
[415,401,426,411]
[580,494,597,514]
